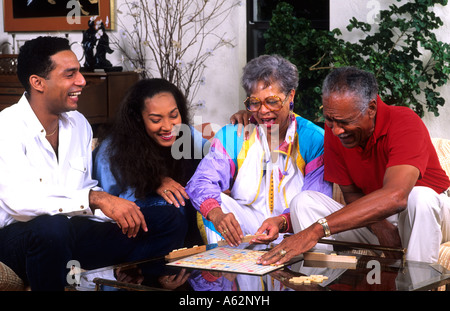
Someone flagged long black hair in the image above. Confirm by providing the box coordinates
[103,78,192,199]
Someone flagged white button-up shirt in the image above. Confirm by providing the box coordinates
[0,94,107,228]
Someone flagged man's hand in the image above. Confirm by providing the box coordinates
[207,207,243,246]
[368,219,403,259]
[89,190,148,238]
[229,110,254,139]
[257,224,322,266]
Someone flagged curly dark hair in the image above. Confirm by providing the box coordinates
[103,78,193,199]
[241,54,298,96]
[17,36,71,93]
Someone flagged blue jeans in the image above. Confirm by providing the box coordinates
[0,201,187,290]
[136,194,203,247]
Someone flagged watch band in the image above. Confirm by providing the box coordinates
[317,218,331,237]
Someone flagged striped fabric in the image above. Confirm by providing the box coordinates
[432,138,450,179]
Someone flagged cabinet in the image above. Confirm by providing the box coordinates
[0,55,139,125]
[77,71,139,124]
[0,54,21,112]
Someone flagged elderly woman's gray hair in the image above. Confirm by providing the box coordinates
[241,54,299,96]
[322,67,378,113]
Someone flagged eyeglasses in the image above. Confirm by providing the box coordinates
[244,94,290,112]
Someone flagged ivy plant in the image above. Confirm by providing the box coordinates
[264,0,450,121]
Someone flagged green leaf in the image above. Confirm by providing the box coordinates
[264,0,449,120]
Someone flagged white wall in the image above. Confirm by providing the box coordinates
[0,1,247,130]
[1,1,449,137]
[330,0,450,139]
[188,3,247,132]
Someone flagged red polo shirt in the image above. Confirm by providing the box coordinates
[324,96,450,195]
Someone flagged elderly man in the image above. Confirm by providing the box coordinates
[258,66,450,265]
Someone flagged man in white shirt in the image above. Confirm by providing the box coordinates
[0,36,187,290]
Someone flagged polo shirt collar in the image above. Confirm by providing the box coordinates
[373,95,390,139]
[363,95,390,151]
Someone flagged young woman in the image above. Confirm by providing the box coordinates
[93,78,209,247]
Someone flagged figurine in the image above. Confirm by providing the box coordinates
[81,19,97,70]
[94,22,114,69]
[81,18,122,72]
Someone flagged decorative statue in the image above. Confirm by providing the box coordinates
[81,19,97,70]
[94,22,114,69]
[81,18,122,72]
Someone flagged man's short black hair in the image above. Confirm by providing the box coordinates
[17,36,71,93]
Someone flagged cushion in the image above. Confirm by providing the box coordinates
[438,242,450,271]
[0,262,24,291]
[432,138,450,178]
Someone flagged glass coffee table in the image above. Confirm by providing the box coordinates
[67,243,450,292]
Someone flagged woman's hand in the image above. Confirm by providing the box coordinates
[115,265,144,285]
[250,216,284,244]
[207,207,243,247]
[157,177,189,208]
[158,269,190,290]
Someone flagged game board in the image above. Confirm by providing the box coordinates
[166,247,282,275]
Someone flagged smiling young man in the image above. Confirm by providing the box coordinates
[0,36,185,290]
[258,66,450,266]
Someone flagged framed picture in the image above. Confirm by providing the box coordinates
[3,0,114,32]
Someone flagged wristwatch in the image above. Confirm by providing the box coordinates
[317,218,331,237]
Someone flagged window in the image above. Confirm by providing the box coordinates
[246,0,330,61]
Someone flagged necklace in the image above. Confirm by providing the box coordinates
[45,125,58,137]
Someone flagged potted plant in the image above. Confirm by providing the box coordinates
[265,0,450,122]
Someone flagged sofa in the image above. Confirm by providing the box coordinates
[1,138,450,290]
[433,138,450,273]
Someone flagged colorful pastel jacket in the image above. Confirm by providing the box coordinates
[186,114,332,229]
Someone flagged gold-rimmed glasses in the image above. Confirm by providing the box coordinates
[244,94,290,112]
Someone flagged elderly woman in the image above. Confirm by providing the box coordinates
[186,55,332,246]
